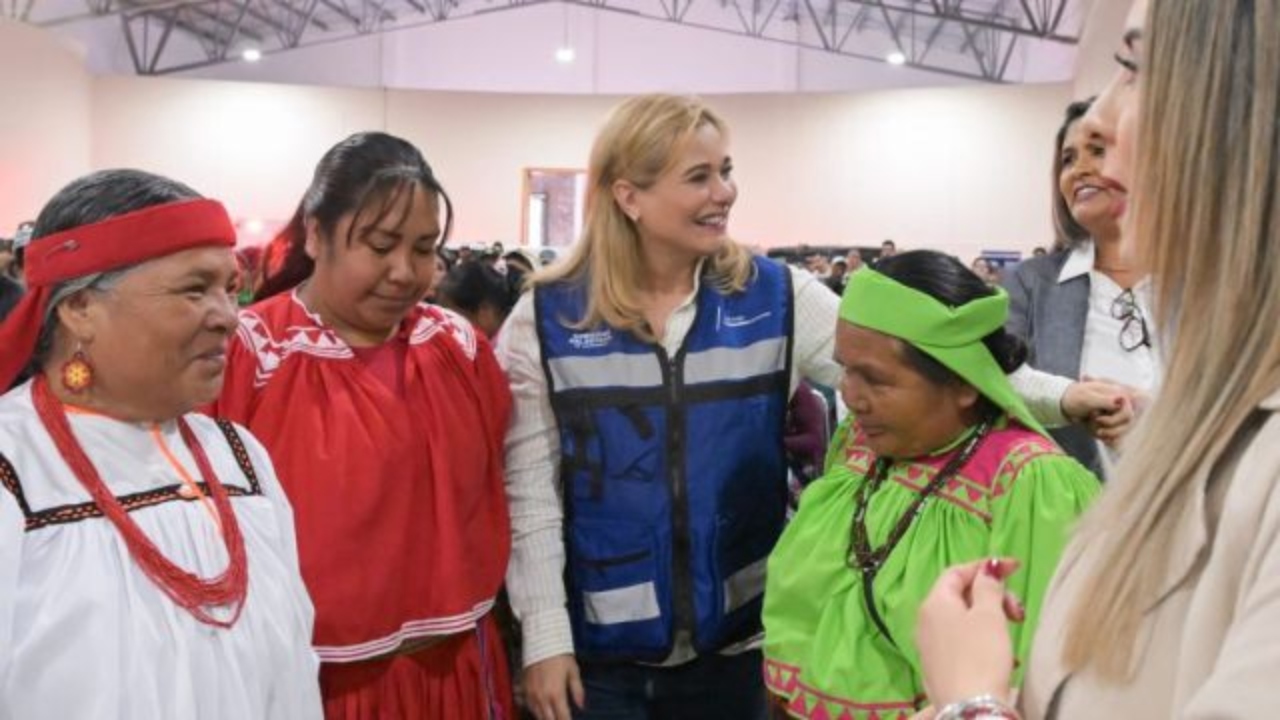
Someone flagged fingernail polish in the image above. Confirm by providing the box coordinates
[984,558,1003,579]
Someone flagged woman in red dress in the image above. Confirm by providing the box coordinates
[211,131,513,719]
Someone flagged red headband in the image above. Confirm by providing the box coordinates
[0,198,237,390]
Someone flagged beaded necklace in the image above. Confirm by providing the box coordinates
[32,375,248,628]
[846,420,991,646]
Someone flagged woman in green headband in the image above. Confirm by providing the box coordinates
[762,250,1099,719]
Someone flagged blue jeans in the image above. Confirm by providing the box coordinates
[573,650,768,720]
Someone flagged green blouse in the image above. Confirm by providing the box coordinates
[762,416,1099,719]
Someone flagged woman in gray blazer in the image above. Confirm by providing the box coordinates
[1003,99,1158,478]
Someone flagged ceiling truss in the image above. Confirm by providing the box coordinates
[12,0,1079,82]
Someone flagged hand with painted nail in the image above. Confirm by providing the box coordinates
[1063,378,1139,445]
[1088,396,1135,446]
[1061,378,1126,425]
[915,558,1020,710]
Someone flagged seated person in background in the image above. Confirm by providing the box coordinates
[845,248,864,273]
[875,239,898,264]
[0,237,15,280]
[970,257,998,286]
[824,257,849,295]
[503,248,539,277]
[762,251,1099,718]
[437,260,522,338]
[0,237,20,321]
[785,380,833,494]
[0,274,20,323]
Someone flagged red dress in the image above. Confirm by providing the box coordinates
[211,291,513,719]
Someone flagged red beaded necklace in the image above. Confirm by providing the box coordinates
[32,375,248,628]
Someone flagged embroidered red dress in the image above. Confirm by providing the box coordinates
[211,291,513,719]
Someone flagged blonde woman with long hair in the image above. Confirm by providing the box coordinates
[497,94,1131,720]
[913,1,1280,717]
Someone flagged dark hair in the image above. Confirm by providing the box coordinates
[12,221,34,274]
[0,239,16,282]
[32,169,200,240]
[503,250,535,275]
[437,262,521,318]
[437,248,456,272]
[256,132,454,300]
[22,169,201,383]
[1051,98,1096,250]
[874,251,1027,416]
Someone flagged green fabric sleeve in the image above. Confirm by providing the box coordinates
[987,452,1100,686]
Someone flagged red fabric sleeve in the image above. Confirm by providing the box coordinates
[203,322,260,423]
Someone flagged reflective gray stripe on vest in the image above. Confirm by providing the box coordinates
[723,556,768,614]
[584,582,662,625]
[548,352,663,391]
[683,337,788,386]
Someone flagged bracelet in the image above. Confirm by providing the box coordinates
[935,694,1020,720]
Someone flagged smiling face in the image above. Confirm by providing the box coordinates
[1058,118,1126,236]
[615,122,738,265]
[55,245,240,418]
[302,182,442,346]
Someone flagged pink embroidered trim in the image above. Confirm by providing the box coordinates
[764,658,923,720]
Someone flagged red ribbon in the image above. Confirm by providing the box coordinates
[0,198,236,390]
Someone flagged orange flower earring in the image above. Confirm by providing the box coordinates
[60,345,94,394]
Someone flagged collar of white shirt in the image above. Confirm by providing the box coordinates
[1057,242,1095,284]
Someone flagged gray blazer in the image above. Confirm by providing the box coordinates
[1002,250,1103,477]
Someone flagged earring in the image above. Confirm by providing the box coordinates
[60,345,94,394]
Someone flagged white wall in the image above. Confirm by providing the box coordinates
[0,20,92,232]
[90,76,387,244]
[88,75,1070,258]
[1073,0,1134,99]
[0,15,1091,259]
[718,84,1070,259]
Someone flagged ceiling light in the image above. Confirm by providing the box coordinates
[886,51,906,66]
[556,3,574,65]
[242,48,262,63]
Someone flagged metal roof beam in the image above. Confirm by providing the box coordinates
[842,0,1077,43]
[37,0,1080,83]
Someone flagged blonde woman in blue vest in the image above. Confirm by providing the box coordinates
[496,94,1132,720]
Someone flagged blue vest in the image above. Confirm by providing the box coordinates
[534,257,793,662]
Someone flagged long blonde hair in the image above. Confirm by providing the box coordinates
[529,94,754,340]
[1064,0,1280,678]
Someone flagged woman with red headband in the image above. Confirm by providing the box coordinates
[0,169,322,718]
[211,132,514,718]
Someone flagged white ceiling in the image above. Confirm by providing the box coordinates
[15,0,1089,93]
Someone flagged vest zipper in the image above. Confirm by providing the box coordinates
[657,345,695,651]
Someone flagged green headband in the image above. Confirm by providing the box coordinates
[839,268,1046,437]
